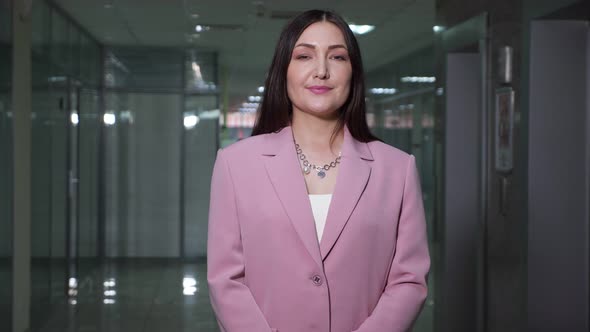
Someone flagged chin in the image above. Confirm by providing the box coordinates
[307,109,340,119]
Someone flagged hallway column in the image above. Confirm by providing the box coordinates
[12,1,32,332]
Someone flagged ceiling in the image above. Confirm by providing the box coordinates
[54,0,434,109]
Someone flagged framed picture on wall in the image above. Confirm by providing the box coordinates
[494,87,515,173]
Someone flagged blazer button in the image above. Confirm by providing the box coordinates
[311,274,323,286]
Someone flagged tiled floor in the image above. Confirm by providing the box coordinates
[1,259,433,332]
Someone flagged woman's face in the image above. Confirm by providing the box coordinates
[286,21,352,119]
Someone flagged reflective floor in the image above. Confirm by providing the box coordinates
[2,259,434,332]
[31,259,218,332]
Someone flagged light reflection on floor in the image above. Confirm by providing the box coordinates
[6,259,433,332]
[31,259,219,332]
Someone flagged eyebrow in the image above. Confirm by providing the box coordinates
[294,43,348,50]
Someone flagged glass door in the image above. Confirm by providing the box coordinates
[66,79,81,300]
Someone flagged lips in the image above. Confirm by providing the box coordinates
[307,86,332,94]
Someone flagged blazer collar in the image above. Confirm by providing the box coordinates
[261,125,374,162]
[261,125,373,264]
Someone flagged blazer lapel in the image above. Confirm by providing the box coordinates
[320,127,373,260]
[262,127,323,268]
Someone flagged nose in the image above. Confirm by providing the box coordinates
[314,58,329,79]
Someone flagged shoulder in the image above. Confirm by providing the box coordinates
[217,133,270,161]
[367,140,413,165]
[366,140,419,186]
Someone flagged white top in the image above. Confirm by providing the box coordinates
[308,194,332,242]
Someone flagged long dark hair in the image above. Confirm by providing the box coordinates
[251,9,378,143]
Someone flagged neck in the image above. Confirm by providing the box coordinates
[291,111,344,154]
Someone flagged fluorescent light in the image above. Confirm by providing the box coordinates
[70,113,79,125]
[103,112,116,126]
[48,76,67,83]
[195,25,210,33]
[370,88,396,95]
[199,109,221,119]
[239,107,258,113]
[401,76,436,83]
[433,25,445,33]
[242,102,259,108]
[184,114,200,129]
[349,24,375,35]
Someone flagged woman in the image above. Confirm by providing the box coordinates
[207,9,429,332]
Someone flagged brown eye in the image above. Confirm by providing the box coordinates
[332,55,348,61]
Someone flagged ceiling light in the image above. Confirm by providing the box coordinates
[48,76,67,83]
[370,88,396,95]
[199,109,221,119]
[401,76,436,83]
[433,25,445,33]
[103,112,116,126]
[242,102,259,108]
[257,86,265,93]
[195,25,210,33]
[349,24,375,35]
[70,113,79,125]
[184,114,200,129]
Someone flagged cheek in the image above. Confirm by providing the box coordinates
[339,77,352,99]
[286,67,299,88]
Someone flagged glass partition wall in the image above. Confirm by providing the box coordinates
[0,1,13,331]
[5,1,220,328]
[103,48,219,259]
[366,47,436,332]
[29,1,102,329]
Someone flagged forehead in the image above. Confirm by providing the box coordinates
[296,21,347,45]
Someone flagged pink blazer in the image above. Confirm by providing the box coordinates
[207,126,430,332]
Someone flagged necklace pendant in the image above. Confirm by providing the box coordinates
[317,170,326,179]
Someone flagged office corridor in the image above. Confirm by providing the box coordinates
[28,260,218,332]
[21,259,433,332]
[3,0,590,331]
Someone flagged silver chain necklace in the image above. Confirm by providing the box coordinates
[294,142,341,179]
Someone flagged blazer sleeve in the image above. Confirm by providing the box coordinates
[207,149,273,332]
[353,155,430,332]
